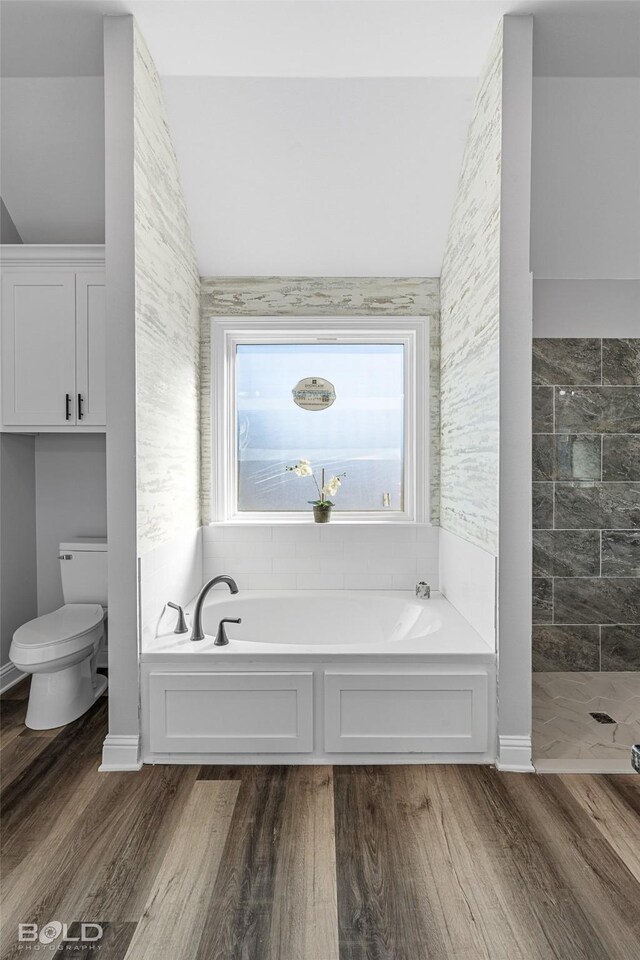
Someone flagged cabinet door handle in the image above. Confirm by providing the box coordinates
[78,394,84,420]
[65,394,72,420]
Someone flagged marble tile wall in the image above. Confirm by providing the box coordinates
[532,338,640,671]
[199,277,440,526]
[133,23,201,556]
[439,22,503,556]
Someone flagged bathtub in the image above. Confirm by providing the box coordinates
[141,591,496,764]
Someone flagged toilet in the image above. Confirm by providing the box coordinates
[10,539,108,730]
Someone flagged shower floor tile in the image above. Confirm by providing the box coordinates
[532,671,640,772]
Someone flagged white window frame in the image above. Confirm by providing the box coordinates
[210,317,429,524]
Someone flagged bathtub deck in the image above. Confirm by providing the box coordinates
[143,591,494,660]
[2,679,640,960]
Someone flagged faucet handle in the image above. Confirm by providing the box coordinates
[214,617,242,647]
[167,602,188,634]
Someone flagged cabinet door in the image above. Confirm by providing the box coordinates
[75,273,106,426]
[1,272,77,425]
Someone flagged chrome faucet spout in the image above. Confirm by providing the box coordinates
[190,576,239,641]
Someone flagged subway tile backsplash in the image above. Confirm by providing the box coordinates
[532,337,640,671]
[202,523,439,592]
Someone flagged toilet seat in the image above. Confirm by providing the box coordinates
[11,604,105,667]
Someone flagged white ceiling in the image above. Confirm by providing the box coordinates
[1,1,638,273]
[163,77,476,275]
[2,1,638,79]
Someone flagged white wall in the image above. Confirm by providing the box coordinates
[103,14,141,770]
[531,78,640,280]
[496,15,534,772]
[34,434,107,616]
[0,435,36,673]
[0,198,22,243]
[0,77,105,244]
[533,279,640,338]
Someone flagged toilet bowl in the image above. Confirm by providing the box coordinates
[10,539,108,729]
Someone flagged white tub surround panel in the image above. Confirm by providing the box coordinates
[202,523,439,592]
[133,20,201,556]
[139,527,202,645]
[439,528,496,647]
[199,277,440,526]
[439,22,503,555]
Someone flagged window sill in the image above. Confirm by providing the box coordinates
[208,518,433,527]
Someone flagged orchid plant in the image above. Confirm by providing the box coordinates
[286,460,347,506]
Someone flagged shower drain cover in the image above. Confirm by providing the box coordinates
[589,711,616,724]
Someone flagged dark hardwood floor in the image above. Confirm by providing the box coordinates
[2,678,640,960]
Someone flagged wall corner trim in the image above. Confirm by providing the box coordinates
[496,735,534,772]
[0,662,26,695]
[99,733,143,772]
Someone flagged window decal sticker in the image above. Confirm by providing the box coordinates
[292,377,336,411]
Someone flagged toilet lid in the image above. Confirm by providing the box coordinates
[12,604,104,649]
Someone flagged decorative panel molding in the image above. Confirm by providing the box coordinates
[149,671,314,753]
[324,670,489,753]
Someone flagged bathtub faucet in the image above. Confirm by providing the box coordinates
[190,575,239,641]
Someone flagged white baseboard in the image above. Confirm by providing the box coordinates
[99,734,143,772]
[496,735,534,772]
[0,661,26,694]
[534,758,635,775]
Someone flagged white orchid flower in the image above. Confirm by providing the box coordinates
[325,476,341,496]
[290,458,313,477]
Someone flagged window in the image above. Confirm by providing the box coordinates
[211,318,427,522]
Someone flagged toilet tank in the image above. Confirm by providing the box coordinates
[59,538,108,605]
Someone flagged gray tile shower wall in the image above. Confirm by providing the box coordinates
[531,338,640,671]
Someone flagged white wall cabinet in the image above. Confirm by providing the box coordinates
[1,246,105,430]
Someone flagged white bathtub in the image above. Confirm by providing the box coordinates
[146,590,491,657]
[141,591,496,764]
